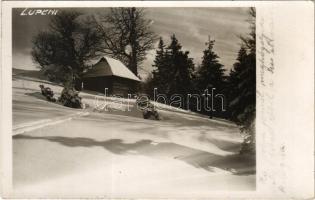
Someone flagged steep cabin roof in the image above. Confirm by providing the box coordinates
[83,56,140,82]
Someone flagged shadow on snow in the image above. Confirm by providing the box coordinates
[14,134,255,176]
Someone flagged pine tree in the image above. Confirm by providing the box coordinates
[227,45,247,119]
[195,37,225,92]
[166,34,195,100]
[32,11,104,89]
[228,10,256,124]
[151,37,168,94]
[194,37,226,116]
[148,34,194,109]
[227,8,256,154]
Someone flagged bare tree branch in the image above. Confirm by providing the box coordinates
[97,7,157,76]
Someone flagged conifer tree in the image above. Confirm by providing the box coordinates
[151,37,168,94]
[195,37,225,92]
[149,34,194,108]
[32,11,104,89]
[227,45,248,119]
[194,37,226,116]
[166,34,195,100]
[227,8,256,154]
[228,10,256,124]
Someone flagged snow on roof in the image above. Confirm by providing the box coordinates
[83,56,140,82]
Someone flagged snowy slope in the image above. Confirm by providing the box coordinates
[12,76,255,197]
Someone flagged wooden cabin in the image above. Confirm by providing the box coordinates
[79,56,140,97]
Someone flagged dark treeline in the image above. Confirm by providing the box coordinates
[143,7,255,120]
[143,35,226,116]
[143,8,256,153]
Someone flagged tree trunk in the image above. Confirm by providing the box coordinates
[129,7,138,76]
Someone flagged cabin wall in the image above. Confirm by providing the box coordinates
[82,76,138,97]
[82,76,113,94]
[112,77,138,97]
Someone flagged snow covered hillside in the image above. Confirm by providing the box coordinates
[12,75,255,197]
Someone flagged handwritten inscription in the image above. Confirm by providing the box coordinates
[258,11,287,194]
[259,18,275,87]
[20,8,58,16]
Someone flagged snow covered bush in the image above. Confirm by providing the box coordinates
[136,97,160,120]
[239,109,256,155]
[58,88,83,109]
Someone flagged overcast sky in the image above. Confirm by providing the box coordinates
[12,7,251,78]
